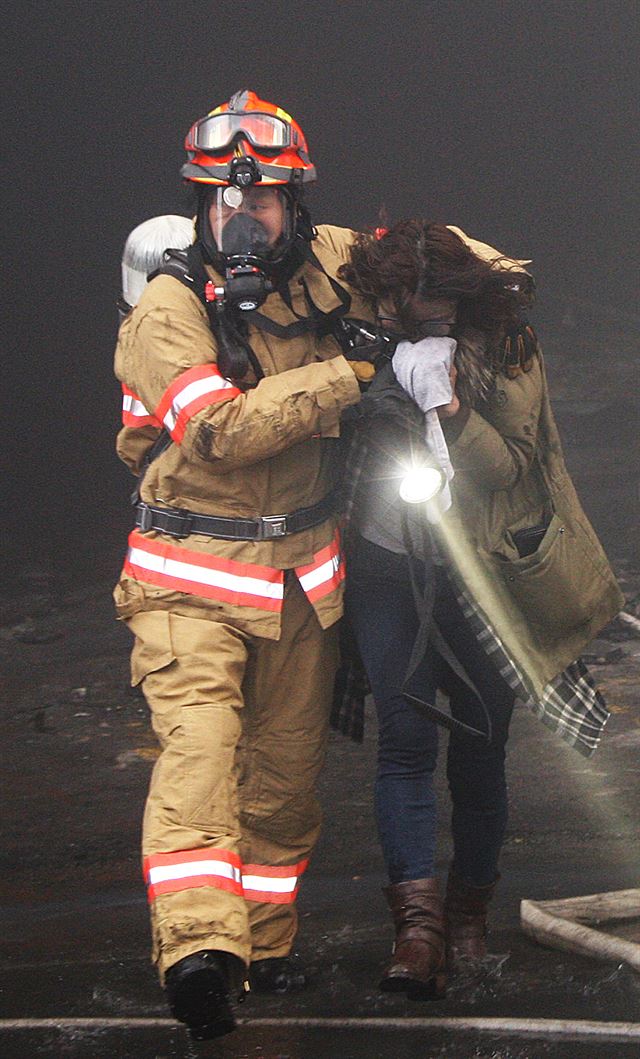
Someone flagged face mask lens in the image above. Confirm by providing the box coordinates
[208,187,293,261]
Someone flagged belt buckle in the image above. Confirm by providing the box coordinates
[261,514,288,539]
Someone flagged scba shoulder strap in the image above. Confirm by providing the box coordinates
[134,238,354,496]
[153,244,266,383]
[150,239,353,344]
[148,245,193,287]
[244,237,353,340]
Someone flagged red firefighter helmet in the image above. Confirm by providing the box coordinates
[181,90,316,187]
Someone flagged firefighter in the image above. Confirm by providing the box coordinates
[113,90,371,1040]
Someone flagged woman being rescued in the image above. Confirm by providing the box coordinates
[334,220,622,999]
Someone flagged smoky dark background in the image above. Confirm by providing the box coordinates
[2,0,638,578]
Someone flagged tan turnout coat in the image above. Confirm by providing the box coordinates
[114,224,371,641]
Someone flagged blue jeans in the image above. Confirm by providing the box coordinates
[346,535,514,887]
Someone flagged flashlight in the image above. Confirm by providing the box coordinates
[399,463,446,504]
[228,156,262,188]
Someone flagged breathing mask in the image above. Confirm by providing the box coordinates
[198,162,299,312]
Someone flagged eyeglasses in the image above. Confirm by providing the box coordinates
[376,315,454,340]
[376,314,402,332]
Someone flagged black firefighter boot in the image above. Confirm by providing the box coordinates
[380,878,447,1000]
[249,955,307,994]
[165,949,245,1040]
[444,868,500,970]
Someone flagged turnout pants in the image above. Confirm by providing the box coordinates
[126,573,338,981]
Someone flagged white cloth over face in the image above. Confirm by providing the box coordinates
[392,337,457,522]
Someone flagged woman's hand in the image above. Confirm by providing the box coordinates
[437,363,460,418]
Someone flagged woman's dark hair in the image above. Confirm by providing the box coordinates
[339,220,533,340]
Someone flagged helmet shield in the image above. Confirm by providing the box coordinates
[206,185,295,263]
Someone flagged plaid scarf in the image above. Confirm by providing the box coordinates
[447,567,609,757]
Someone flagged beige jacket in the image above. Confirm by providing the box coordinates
[440,342,624,699]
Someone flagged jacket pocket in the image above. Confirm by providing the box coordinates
[113,576,146,621]
[485,514,610,644]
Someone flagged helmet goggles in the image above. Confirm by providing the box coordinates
[190,112,291,154]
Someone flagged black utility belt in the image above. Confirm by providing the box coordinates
[135,494,336,542]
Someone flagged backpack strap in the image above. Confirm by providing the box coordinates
[148,246,194,287]
[134,238,354,495]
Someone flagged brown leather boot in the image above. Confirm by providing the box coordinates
[444,869,499,970]
[380,878,446,999]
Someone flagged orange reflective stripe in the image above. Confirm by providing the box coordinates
[144,848,243,903]
[242,858,309,905]
[154,364,242,443]
[124,530,284,611]
[121,384,160,428]
[143,850,309,905]
[295,529,344,603]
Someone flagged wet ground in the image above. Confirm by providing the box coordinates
[4,1024,640,1059]
[1,320,639,1057]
